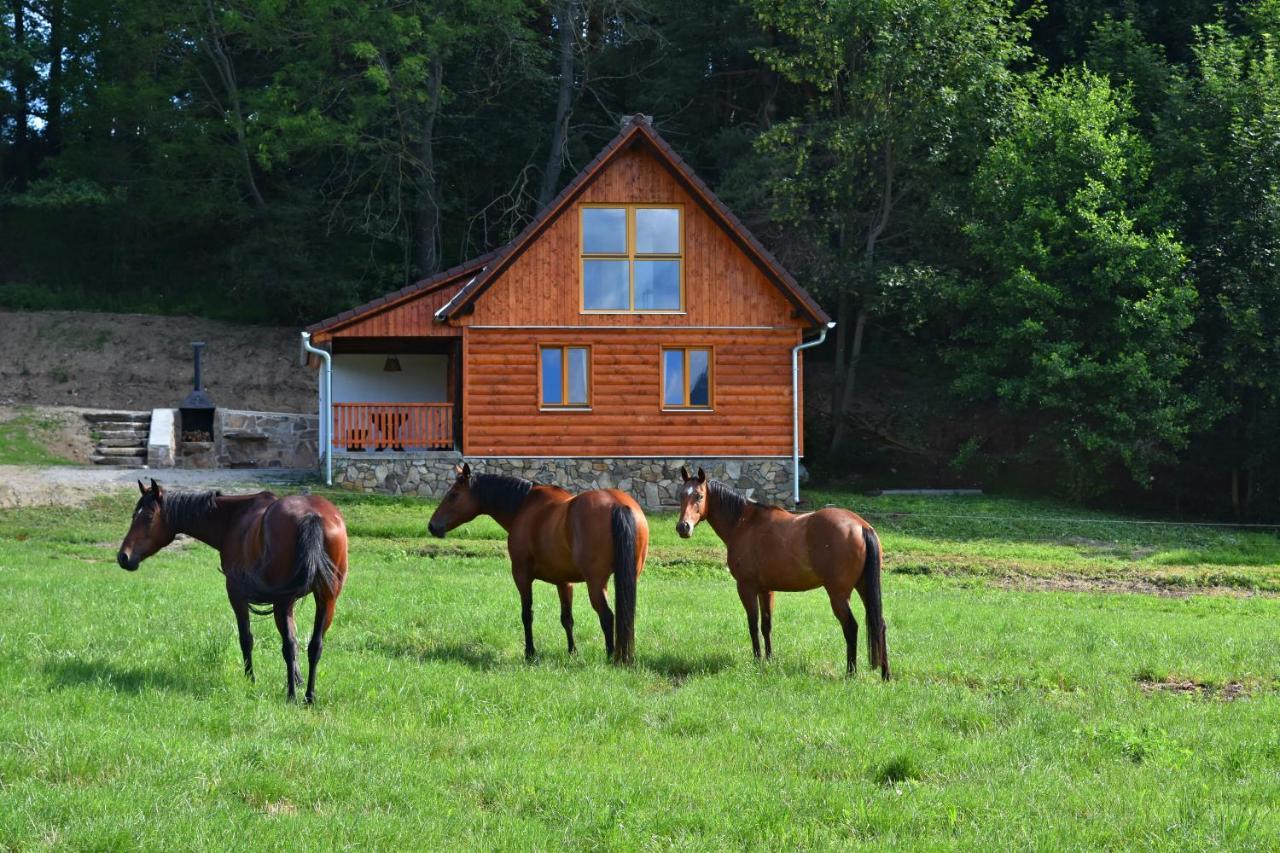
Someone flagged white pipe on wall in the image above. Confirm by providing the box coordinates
[300,332,333,486]
[791,321,834,507]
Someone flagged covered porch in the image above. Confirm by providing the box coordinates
[329,337,461,453]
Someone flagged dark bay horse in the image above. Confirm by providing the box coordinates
[675,467,889,679]
[428,464,648,664]
[116,479,348,702]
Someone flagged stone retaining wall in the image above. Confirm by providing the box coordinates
[216,409,319,469]
[333,454,795,509]
[160,409,318,469]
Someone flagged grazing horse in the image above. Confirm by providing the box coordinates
[675,467,889,679]
[428,464,648,664]
[116,479,348,702]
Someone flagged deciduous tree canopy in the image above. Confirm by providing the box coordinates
[2,0,1277,516]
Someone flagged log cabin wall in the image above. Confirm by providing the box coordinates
[463,327,803,457]
[457,144,810,458]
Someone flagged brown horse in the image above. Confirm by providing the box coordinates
[675,467,889,678]
[428,464,648,663]
[116,479,348,702]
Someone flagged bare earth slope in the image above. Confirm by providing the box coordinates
[0,311,315,412]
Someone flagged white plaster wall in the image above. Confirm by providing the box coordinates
[332,355,448,403]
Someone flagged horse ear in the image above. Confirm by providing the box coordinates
[138,479,147,495]
[461,462,472,480]
[149,478,161,494]
[680,465,691,481]
[696,467,706,484]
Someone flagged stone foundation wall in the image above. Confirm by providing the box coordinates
[333,454,795,509]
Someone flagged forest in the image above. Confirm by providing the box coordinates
[2,0,1278,518]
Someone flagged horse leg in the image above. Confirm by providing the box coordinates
[586,580,615,660]
[558,583,576,655]
[274,603,300,701]
[736,581,761,660]
[305,591,335,705]
[758,590,775,659]
[828,591,858,676]
[512,567,536,661]
[230,595,254,682]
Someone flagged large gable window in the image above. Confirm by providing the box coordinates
[581,205,682,312]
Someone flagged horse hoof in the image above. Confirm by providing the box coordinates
[304,694,315,705]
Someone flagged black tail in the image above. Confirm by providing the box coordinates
[861,527,889,680]
[238,514,337,615]
[610,505,637,665]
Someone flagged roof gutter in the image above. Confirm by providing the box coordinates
[792,321,834,506]
[300,332,333,486]
[434,270,484,321]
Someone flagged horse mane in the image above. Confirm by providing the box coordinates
[161,490,221,530]
[471,473,533,515]
[707,480,779,526]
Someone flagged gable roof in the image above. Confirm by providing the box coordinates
[305,253,494,337]
[437,115,830,327]
[307,115,831,338]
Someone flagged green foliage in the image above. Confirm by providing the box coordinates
[939,69,1196,494]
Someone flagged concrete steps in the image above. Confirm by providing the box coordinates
[85,410,151,467]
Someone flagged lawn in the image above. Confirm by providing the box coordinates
[1,488,1278,848]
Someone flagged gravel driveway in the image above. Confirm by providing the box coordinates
[0,465,315,508]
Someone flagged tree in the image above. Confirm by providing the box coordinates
[751,0,1033,455]
[1156,3,1280,514]
[941,69,1197,494]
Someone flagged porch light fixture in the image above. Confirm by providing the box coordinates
[383,355,402,372]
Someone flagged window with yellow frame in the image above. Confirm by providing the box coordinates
[581,204,683,312]
[539,345,592,409]
[662,347,712,409]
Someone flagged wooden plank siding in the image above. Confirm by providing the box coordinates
[311,281,465,345]
[463,327,803,457]
[460,148,805,329]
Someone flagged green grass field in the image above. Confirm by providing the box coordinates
[2,488,1279,848]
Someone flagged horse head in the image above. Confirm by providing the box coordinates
[117,479,177,571]
[428,463,482,538]
[675,465,708,538]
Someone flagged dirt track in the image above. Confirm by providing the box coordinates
[0,465,312,508]
[0,310,315,412]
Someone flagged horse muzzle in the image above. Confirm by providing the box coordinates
[676,520,693,539]
[117,550,139,571]
[427,521,446,539]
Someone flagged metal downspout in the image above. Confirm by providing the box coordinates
[792,322,834,506]
[300,332,333,486]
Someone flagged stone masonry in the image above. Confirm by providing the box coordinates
[333,454,795,510]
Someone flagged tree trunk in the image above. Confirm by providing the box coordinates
[201,0,265,210]
[10,0,28,181]
[415,58,444,276]
[831,287,849,416]
[537,0,578,209]
[828,140,893,456]
[827,306,868,454]
[46,0,63,153]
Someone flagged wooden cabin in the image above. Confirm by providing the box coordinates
[304,115,831,507]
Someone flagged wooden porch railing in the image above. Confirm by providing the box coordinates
[333,403,454,451]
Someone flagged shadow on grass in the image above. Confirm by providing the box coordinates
[638,650,737,680]
[372,637,502,670]
[43,657,211,695]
